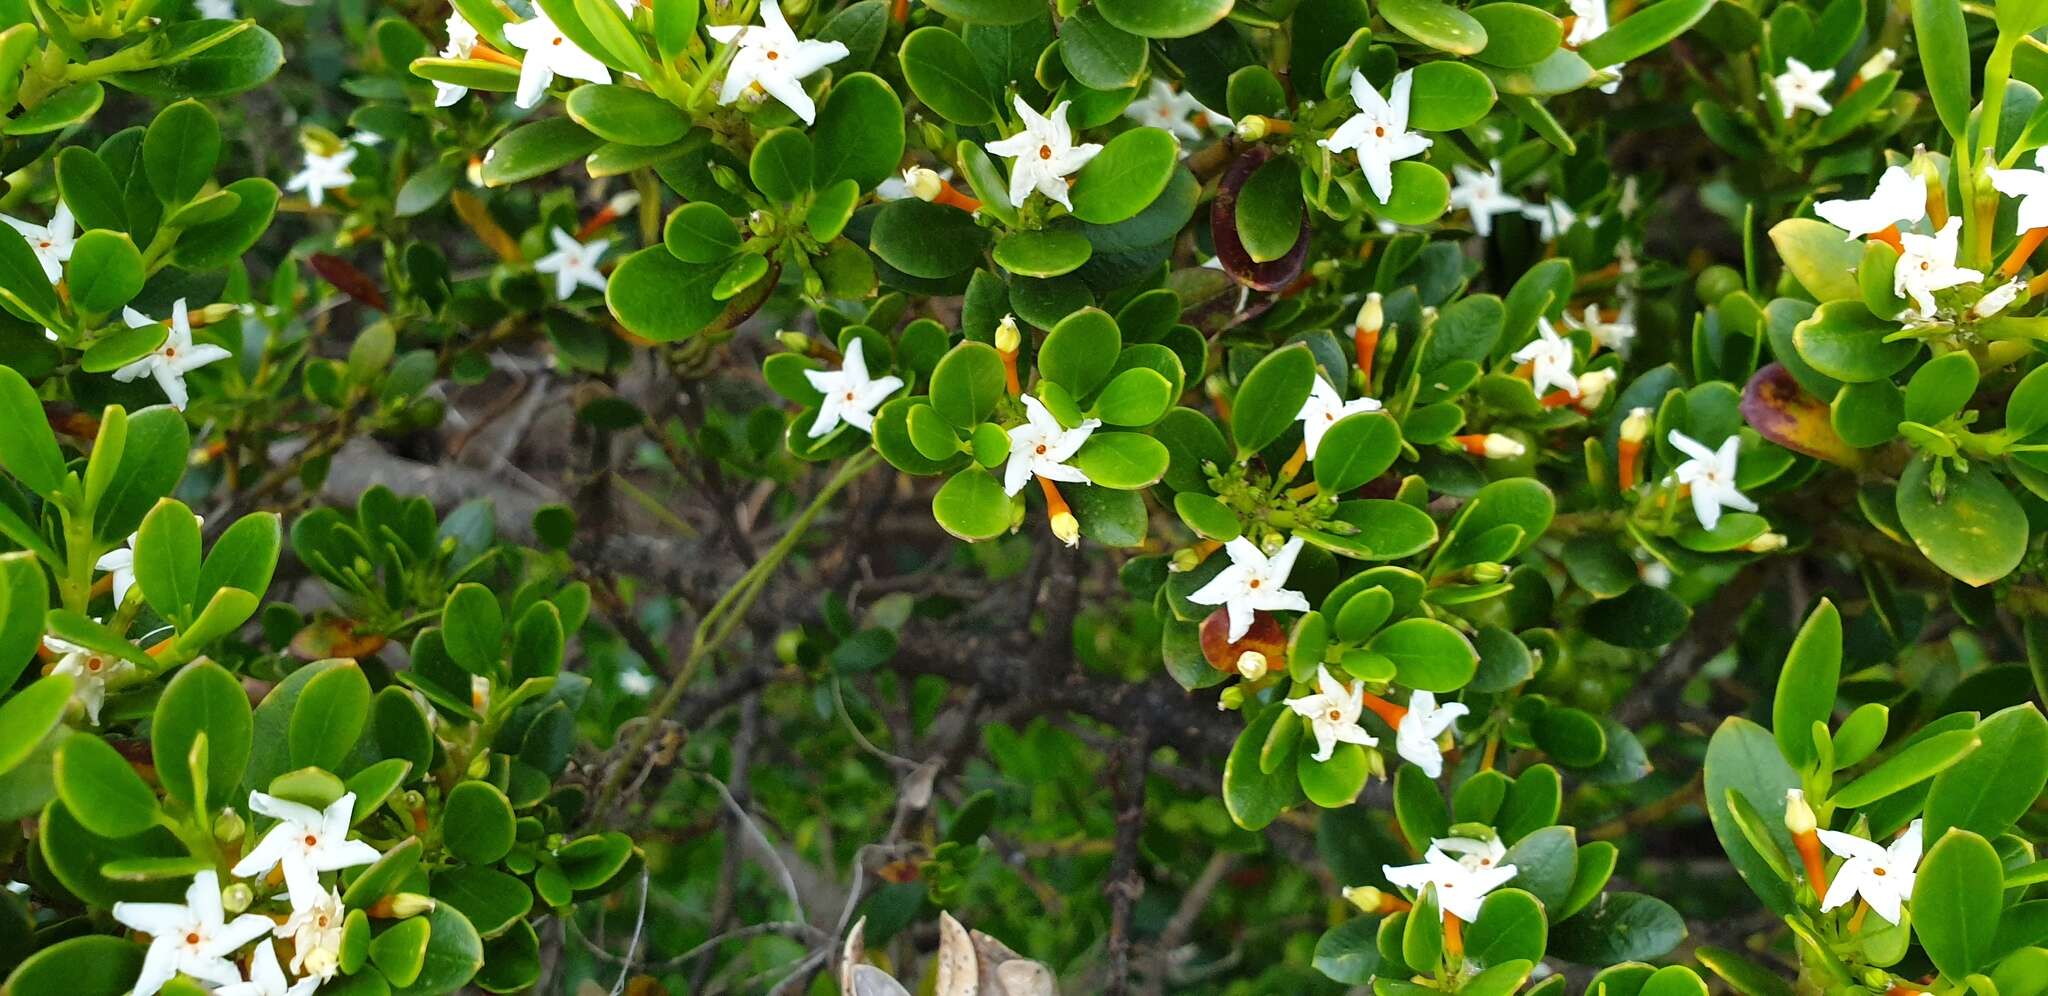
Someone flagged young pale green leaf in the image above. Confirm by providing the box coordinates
[1577,0,1715,67]
[1378,0,1487,55]
[1772,599,1841,769]
[135,498,203,624]
[1828,727,1979,807]
[1912,0,1972,142]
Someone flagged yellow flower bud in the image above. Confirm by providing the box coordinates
[389,893,438,917]
[1575,368,1618,409]
[1620,406,1653,444]
[1235,115,1268,141]
[1236,650,1270,682]
[1784,788,1817,834]
[1356,292,1385,336]
[220,882,254,914]
[1049,510,1080,547]
[1482,434,1525,460]
[1744,532,1788,553]
[1343,885,1385,913]
[995,313,1022,354]
[904,166,944,202]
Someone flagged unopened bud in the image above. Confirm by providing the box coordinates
[1620,407,1653,444]
[776,330,811,353]
[605,190,641,216]
[1482,434,1524,459]
[1973,280,2022,319]
[213,807,246,844]
[1236,651,1270,681]
[466,155,486,188]
[220,882,254,914]
[1575,369,1617,408]
[1049,511,1080,547]
[192,303,238,327]
[389,893,437,917]
[1468,562,1507,583]
[904,166,944,202]
[1218,685,1246,711]
[1235,115,1269,141]
[1744,532,1788,553]
[1366,747,1388,780]
[748,209,775,236]
[1784,788,1817,835]
[1310,259,1339,280]
[1170,547,1202,573]
[995,313,1021,354]
[1343,885,1386,913]
[1356,293,1384,335]
[470,674,491,713]
[1861,970,1893,991]
[301,947,340,978]
[1856,48,1896,80]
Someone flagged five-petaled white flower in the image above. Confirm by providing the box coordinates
[533,228,609,301]
[3,204,75,283]
[113,869,276,996]
[1319,70,1431,205]
[802,337,903,438]
[433,12,481,107]
[1894,217,1985,316]
[1449,161,1524,237]
[1817,819,1923,925]
[276,887,346,979]
[111,299,232,410]
[1296,375,1382,459]
[1772,57,1834,119]
[1188,536,1313,643]
[47,632,135,725]
[1394,689,1469,778]
[1563,303,1636,353]
[1383,836,1519,921]
[217,939,320,996]
[1512,317,1579,398]
[1124,79,1212,142]
[985,97,1103,210]
[1285,665,1379,763]
[706,0,848,124]
[1816,165,1928,240]
[1003,394,1098,496]
[1668,430,1758,531]
[285,148,356,208]
[97,518,203,608]
[231,791,383,909]
[503,9,612,109]
[1988,149,2048,232]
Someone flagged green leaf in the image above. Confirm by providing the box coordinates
[1407,61,1496,131]
[54,733,159,838]
[604,246,731,342]
[1772,599,1841,769]
[1913,829,2004,980]
[0,364,65,496]
[869,198,989,278]
[66,230,144,314]
[1703,717,1801,914]
[565,84,687,147]
[1792,300,1917,383]
[1368,618,1477,692]
[1549,892,1686,965]
[664,202,740,264]
[1578,0,1715,67]
[994,227,1093,278]
[1071,126,1180,225]
[1467,888,1547,967]
[0,935,146,996]
[1911,0,1972,141]
[898,27,997,126]
[1095,0,1232,37]
[1770,218,1865,302]
[1905,351,1979,425]
[1314,413,1402,493]
[1404,885,1444,969]
[3,80,103,135]
[1378,0,1487,55]
[153,660,252,809]
[1232,343,1315,458]
[813,72,905,191]
[748,127,814,204]
[135,498,203,624]
[931,469,1013,541]
[1470,4,1562,68]
[431,866,534,940]
[1298,741,1370,807]
[1896,455,2028,587]
[1061,7,1148,90]
[290,660,371,773]
[1225,701,1301,830]
[924,0,1043,24]
[1313,916,1383,984]
[172,177,280,270]
[142,100,220,204]
[1038,308,1121,396]
[1072,432,1170,489]
[480,117,602,187]
[1924,704,2048,840]
[0,675,72,779]
[1236,155,1304,263]
[444,780,517,864]
[442,582,505,675]
[1828,727,1979,807]
[1535,707,1607,767]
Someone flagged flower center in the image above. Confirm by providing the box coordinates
[1038,145,1053,160]
[1034,443,1047,455]
[766,49,779,60]
[1248,579,1261,589]
[163,347,176,357]
[1873,867,1886,876]
[551,36,563,46]
[1327,709,1342,721]
[185,932,202,945]
[1374,126,1386,138]
[304,833,319,847]
[85,657,102,672]
[843,391,855,401]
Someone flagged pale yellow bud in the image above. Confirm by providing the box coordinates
[606,190,642,215]
[1620,406,1653,444]
[1575,368,1618,408]
[1218,685,1246,710]
[220,882,254,914]
[904,166,944,202]
[1483,434,1525,460]
[1236,651,1269,681]
[1784,788,1817,834]
[995,313,1022,354]
[1343,885,1385,913]
[213,806,246,844]
[776,330,811,353]
[301,947,340,977]
[1235,115,1268,141]
[1356,292,1384,335]
[1856,48,1896,80]
[389,893,438,917]
[1744,532,1788,553]
[1050,511,1080,547]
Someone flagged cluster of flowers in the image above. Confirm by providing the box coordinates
[112,792,384,996]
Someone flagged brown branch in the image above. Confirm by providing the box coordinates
[1104,723,1151,996]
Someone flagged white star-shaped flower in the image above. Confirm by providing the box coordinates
[1394,689,1469,778]
[1512,317,1578,397]
[1002,394,1098,496]
[1668,430,1758,531]
[1566,0,1610,45]
[1285,665,1379,763]
[1296,375,1382,459]
[1817,820,1922,925]
[503,9,612,109]
[112,870,277,996]
[1987,150,2048,232]
[216,939,320,996]
[533,228,608,301]
[1123,79,1212,141]
[1773,57,1834,118]
[1894,217,1985,316]
[285,147,356,208]
[434,12,480,107]
[1521,195,1590,242]
[2,204,75,283]
[1563,303,1635,353]
[231,791,383,910]
[802,337,903,438]
[276,887,345,980]
[1319,70,1432,204]
[985,97,1104,210]
[97,517,204,608]
[47,632,135,725]
[1188,536,1313,643]
[1816,165,1928,239]
[1383,837,1519,921]
[1449,161,1524,237]
[705,0,848,124]
[110,299,232,410]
